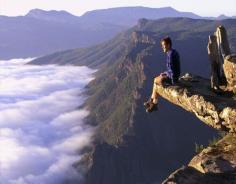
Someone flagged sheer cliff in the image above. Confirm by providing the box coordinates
[29,18,236,183]
[160,51,236,183]
[83,18,236,184]
[161,74,236,183]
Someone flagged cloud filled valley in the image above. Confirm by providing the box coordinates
[0,58,95,184]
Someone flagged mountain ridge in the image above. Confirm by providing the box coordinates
[79,6,201,26]
[26,8,78,23]
[29,17,236,183]
[1,6,235,60]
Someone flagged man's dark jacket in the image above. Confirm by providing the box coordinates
[165,49,181,84]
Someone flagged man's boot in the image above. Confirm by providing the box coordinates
[143,98,153,109]
[146,102,158,113]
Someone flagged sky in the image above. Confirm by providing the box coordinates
[0,0,236,17]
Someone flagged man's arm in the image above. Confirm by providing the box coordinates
[169,51,180,84]
[168,51,180,84]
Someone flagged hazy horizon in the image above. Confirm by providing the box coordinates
[0,1,235,17]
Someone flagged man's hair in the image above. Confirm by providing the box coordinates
[161,36,172,48]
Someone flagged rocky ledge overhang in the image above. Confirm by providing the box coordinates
[162,133,236,184]
[155,73,236,133]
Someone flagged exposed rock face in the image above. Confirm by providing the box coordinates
[207,34,224,89]
[83,20,236,184]
[137,18,149,29]
[207,25,231,89]
[162,166,236,184]
[157,74,236,183]
[160,25,236,184]
[207,25,236,95]
[131,31,156,45]
[215,26,231,58]
[85,33,219,184]
[154,73,236,132]
[189,133,236,174]
[162,133,236,184]
[224,55,236,93]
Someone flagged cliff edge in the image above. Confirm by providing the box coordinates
[154,73,236,133]
[159,56,236,183]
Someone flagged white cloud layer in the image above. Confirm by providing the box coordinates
[0,58,96,184]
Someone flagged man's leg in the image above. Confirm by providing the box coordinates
[151,75,162,104]
[144,75,164,112]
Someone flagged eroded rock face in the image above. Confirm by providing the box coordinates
[162,166,236,184]
[189,133,236,173]
[155,73,236,132]
[131,31,156,44]
[224,55,236,93]
[207,25,231,90]
[137,18,149,29]
[158,74,236,183]
[162,134,236,184]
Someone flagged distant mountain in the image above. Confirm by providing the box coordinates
[79,6,201,26]
[217,14,230,20]
[205,14,236,20]
[26,9,79,23]
[0,11,125,59]
[0,6,215,60]
[29,29,132,68]
[30,18,236,71]
[29,18,236,183]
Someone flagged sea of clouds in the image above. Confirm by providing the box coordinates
[0,58,96,184]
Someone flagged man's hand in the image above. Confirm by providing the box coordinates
[160,72,167,77]
[154,73,167,85]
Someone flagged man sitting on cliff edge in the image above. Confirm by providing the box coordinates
[144,36,181,113]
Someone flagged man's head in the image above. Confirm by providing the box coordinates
[161,37,172,53]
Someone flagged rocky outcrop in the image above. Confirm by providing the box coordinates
[83,20,236,184]
[155,73,236,132]
[207,26,231,90]
[162,166,236,184]
[131,31,156,44]
[157,73,236,183]
[224,55,236,93]
[137,18,149,29]
[189,133,236,174]
[160,25,236,184]
[163,133,236,184]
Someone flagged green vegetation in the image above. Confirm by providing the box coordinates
[30,17,236,147]
[195,131,228,153]
[195,143,205,153]
[29,29,135,68]
[30,18,236,69]
[85,43,147,145]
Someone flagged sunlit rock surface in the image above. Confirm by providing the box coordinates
[162,133,236,184]
[155,73,236,132]
[159,74,236,183]
[224,54,236,93]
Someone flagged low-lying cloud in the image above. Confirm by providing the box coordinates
[0,58,96,184]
